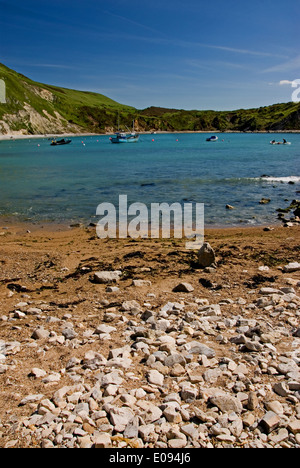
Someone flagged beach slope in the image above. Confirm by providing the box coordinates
[0,224,299,448]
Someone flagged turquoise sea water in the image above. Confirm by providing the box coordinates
[0,132,299,226]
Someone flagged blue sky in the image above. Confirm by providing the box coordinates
[0,0,299,110]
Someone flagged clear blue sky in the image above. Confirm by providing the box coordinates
[1,0,299,110]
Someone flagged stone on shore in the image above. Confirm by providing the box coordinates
[260,411,281,433]
[31,327,50,340]
[172,282,194,293]
[197,242,216,268]
[209,394,243,414]
[283,262,300,273]
[93,271,122,284]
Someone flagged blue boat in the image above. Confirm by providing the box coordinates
[110,119,139,144]
[110,131,139,144]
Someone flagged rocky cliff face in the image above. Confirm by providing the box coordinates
[0,103,82,136]
[0,63,129,136]
[269,108,300,131]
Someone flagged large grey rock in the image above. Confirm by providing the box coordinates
[197,242,216,268]
[94,324,116,335]
[31,327,50,340]
[99,371,124,387]
[180,382,199,401]
[93,270,122,284]
[94,432,112,448]
[283,262,300,272]
[136,400,163,423]
[120,300,142,313]
[147,369,164,387]
[164,352,186,367]
[260,411,281,433]
[19,394,44,406]
[109,407,135,432]
[172,282,194,293]
[293,328,300,338]
[209,394,243,414]
[62,327,77,340]
[124,416,139,439]
[187,341,216,358]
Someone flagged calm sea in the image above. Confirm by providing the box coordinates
[0,132,299,227]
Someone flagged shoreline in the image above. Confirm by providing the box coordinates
[0,129,300,141]
[0,217,283,236]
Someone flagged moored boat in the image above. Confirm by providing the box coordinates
[110,118,139,144]
[50,138,72,146]
[109,131,139,144]
[206,135,218,142]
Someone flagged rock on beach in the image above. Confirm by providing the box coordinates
[93,271,122,284]
[198,242,216,268]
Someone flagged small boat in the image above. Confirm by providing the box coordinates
[109,131,139,144]
[50,138,72,146]
[110,118,139,144]
[206,135,218,142]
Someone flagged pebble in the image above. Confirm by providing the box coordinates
[0,268,299,450]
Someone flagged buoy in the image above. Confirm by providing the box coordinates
[152,139,154,142]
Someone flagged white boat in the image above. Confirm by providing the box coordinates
[206,135,218,142]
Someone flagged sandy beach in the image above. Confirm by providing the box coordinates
[0,133,99,141]
[0,222,299,448]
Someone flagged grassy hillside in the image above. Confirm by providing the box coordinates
[0,63,299,135]
[0,63,135,134]
[139,103,300,132]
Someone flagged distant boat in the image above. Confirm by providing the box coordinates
[50,138,72,146]
[206,136,218,142]
[110,118,139,144]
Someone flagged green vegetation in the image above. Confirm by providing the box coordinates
[139,104,300,132]
[0,62,299,135]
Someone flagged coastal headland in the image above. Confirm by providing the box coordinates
[1,63,300,136]
[0,223,299,448]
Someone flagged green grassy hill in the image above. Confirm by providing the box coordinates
[139,103,300,132]
[0,63,299,135]
[0,63,135,135]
